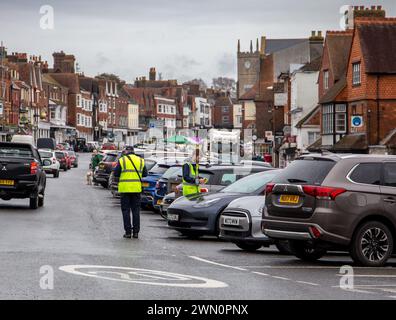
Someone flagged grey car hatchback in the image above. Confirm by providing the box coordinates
[262,153,396,267]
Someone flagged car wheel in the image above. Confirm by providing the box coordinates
[54,171,59,178]
[29,196,39,209]
[100,182,108,188]
[289,241,327,262]
[350,221,393,267]
[159,209,167,220]
[38,193,44,207]
[235,242,262,252]
[275,240,292,255]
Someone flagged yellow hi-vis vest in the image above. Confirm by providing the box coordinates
[182,163,199,196]
[118,154,144,193]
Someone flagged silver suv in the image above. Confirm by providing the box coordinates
[262,153,396,267]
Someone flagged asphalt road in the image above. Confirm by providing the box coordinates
[1,153,396,300]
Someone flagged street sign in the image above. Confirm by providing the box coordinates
[351,115,363,128]
[94,126,99,131]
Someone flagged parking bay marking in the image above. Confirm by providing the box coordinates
[59,265,228,288]
[190,256,320,287]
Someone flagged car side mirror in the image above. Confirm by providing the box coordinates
[42,159,52,166]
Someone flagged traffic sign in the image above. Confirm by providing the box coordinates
[351,115,363,128]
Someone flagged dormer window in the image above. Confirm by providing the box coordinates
[352,62,361,86]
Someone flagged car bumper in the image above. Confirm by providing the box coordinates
[94,173,109,182]
[261,217,350,245]
[219,209,272,244]
[167,207,218,234]
[0,180,40,198]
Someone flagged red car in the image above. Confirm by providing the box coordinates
[101,143,117,151]
[55,151,69,171]
[63,151,72,169]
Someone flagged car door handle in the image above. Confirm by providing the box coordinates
[384,198,396,204]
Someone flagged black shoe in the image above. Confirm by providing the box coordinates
[132,233,139,239]
[123,233,131,239]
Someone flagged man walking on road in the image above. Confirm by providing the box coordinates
[114,146,147,239]
[182,151,204,196]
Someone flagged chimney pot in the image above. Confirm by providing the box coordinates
[360,6,364,10]
[311,30,315,37]
[318,30,322,37]
[377,5,382,10]
[371,5,376,10]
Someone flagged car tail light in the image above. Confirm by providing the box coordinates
[265,183,275,195]
[302,185,346,200]
[112,162,117,168]
[200,188,209,193]
[52,157,56,164]
[309,226,322,239]
[31,161,38,174]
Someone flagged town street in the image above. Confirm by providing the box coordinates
[0,154,396,300]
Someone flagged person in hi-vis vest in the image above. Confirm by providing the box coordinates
[182,151,205,196]
[114,146,148,239]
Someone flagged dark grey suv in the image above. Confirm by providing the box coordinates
[262,153,396,267]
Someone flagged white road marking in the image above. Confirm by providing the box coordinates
[336,274,396,278]
[296,281,319,286]
[59,265,228,288]
[252,272,269,276]
[239,265,395,270]
[331,286,380,295]
[189,256,248,271]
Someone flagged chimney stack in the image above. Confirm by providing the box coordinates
[149,67,156,81]
[260,36,266,55]
[237,39,240,53]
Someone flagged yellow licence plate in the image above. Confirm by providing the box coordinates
[157,199,162,205]
[279,195,299,204]
[0,179,14,186]
[142,182,149,188]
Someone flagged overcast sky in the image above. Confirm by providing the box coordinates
[1,0,395,85]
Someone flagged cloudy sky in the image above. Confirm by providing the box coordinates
[1,0,395,85]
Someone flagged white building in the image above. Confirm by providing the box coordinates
[194,97,211,128]
[154,95,176,138]
[233,103,243,129]
[127,102,139,145]
[290,59,321,154]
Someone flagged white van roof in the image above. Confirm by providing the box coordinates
[11,135,35,146]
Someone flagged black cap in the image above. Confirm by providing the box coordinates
[123,145,134,154]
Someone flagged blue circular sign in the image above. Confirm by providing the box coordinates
[352,116,362,127]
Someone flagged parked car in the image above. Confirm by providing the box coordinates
[219,195,290,253]
[109,157,157,198]
[93,151,120,188]
[101,143,117,151]
[159,164,272,215]
[262,153,396,267]
[0,142,48,209]
[38,149,60,178]
[37,138,56,150]
[167,169,276,238]
[63,151,72,169]
[86,141,99,152]
[67,151,78,168]
[55,150,69,171]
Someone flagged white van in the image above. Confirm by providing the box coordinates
[11,135,35,146]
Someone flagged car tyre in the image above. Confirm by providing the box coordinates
[275,240,292,255]
[38,193,44,207]
[53,170,59,178]
[180,231,202,239]
[29,196,39,209]
[289,240,327,262]
[350,221,393,267]
[100,182,108,189]
[235,242,262,252]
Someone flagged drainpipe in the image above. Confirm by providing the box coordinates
[376,75,380,145]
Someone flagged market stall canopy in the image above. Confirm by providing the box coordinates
[164,135,189,144]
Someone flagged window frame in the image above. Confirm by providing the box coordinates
[352,62,361,86]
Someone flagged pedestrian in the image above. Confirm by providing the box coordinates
[90,149,102,172]
[182,151,205,196]
[113,145,147,239]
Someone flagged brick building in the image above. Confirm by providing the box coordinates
[213,94,234,129]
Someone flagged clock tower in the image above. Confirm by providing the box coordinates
[237,37,264,99]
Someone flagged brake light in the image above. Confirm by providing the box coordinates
[265,183,275,195]
[302,185,346,200]
[309,226,322,239]
[52,157,56,164]
[200,188,209,193]
[30,161,38,174]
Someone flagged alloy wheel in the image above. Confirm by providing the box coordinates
[360,227,389,262]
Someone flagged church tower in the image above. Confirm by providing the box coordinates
[237,37,263,99]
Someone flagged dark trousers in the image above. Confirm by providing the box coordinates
[120,193,141,234]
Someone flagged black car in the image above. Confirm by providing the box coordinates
[167,169,278,238]
[0,142,48,209]
[93,152,120,188]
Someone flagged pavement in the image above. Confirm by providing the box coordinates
[1,153,396,300]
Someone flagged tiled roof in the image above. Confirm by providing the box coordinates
[49,73,80,94]
[358,23,396,74]
[215,96,232,107]
[332,133,368,151]
[299,56,322,72]
[325,31,353,81]
[319,76,347,104]
[266,38,308,54]
[42,73,64,88]
[295,105,320,128]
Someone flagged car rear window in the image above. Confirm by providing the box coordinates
[349,163,381,185]
[103,154,117,162]
[149,165,170,175]
[67,151,75,156]
[55,152,65,159]
[39,151,53,158]
[162,166,182,179]
[383,163,396,187]
[272,158,336,185]
[0,146,33,158]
